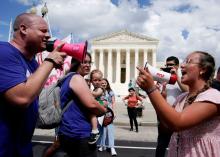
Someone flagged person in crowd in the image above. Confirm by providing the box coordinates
[89,69,106,144]
[43,53,92,157]
[137,51,220,157]
[98,78,117,156]
[122,87,143,132]
[0,13,66,157]
[211,66,220,91]
[57,54,106,157]
[155,56,188,157]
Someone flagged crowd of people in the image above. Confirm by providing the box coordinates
[0,12,220,157]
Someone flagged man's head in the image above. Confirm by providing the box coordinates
[165,56,179,70]
[13,13,50,54]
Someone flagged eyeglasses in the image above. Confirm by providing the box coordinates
[82,61,93,65]
[182,58,200,65]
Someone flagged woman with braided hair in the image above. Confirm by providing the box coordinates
[136,51,220,157]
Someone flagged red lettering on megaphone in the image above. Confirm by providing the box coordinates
[156,73,165,78]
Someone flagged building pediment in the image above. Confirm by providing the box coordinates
[91,30,159,44]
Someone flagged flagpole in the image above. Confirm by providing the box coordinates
[8,18,13,42]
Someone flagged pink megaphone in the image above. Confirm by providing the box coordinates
[144,62,177,84]
[46,39,87,62]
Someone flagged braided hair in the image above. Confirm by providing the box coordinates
[184,51,215,106]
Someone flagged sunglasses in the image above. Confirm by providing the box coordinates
[165,63,175,67]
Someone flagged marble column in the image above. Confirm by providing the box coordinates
[116,49,121,83]
[91,49,96,70]
[125,49,130,83]
[152,49,156,67]
[143,49,148,67]
[99,49,104,74]
[107,49,113,83]
[134,49,139,78]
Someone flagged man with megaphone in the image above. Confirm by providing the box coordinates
[148,56,188,157]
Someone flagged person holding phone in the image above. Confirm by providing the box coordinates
[155,56,188,157]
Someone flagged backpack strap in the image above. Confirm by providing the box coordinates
[61,100,73,115]
[57,72,75,86]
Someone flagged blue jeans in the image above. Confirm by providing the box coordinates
[97,123,115,148]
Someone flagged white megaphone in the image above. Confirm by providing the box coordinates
[144,62,177,84]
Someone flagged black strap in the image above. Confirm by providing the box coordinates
[61,100,73,115]
[44,58,59,69]
[57,72,75,87]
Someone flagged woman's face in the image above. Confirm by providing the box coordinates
[180,52,202,85]
[78,54,91,76]
[101,80,108,89]
[129,90,135,96]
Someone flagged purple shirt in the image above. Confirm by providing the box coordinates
[59,73,92,139]
[0,41,39,157]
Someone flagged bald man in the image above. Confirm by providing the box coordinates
[0,13,67,157]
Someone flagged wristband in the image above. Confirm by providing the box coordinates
[44,58,58,68]
[145,86,158,95]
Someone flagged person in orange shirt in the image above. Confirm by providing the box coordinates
[122,87,143,132]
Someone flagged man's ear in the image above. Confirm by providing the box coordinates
[20,24,28,35]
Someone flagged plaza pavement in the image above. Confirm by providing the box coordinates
[34,96,158,142]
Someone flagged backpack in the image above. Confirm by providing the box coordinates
[36,72,74,129]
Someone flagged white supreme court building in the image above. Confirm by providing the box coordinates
[90,30,159,95]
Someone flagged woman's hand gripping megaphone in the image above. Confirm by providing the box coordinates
[136,66,157,94]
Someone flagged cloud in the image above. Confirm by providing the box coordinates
[39,0,150,40]
[142,0,220,66]
[17,0,32,6]
[0,21,9,26]
[30,0,220,67]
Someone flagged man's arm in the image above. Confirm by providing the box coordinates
[176,74,188,92]
[4,46,67,108]
[171,68,188,92]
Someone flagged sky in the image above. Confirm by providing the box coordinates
[1,0,220,68]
